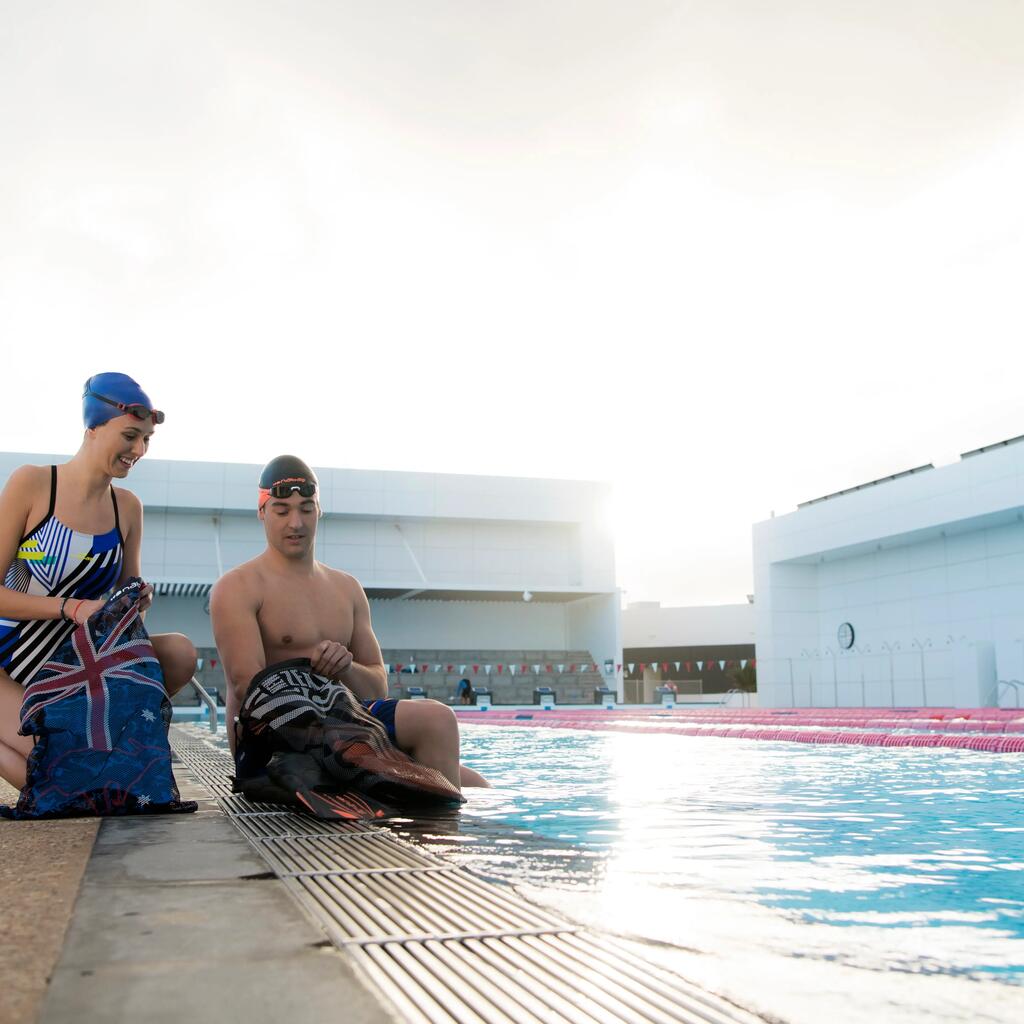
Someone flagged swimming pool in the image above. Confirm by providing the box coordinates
[389,725,1024,1024]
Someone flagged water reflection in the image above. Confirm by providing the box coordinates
[399,725,1024,1000]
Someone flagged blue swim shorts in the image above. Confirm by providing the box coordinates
[362,698,399,744]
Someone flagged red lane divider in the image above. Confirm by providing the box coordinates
[457,714,1024,752]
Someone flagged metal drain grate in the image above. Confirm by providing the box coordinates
[170,725,764,1024]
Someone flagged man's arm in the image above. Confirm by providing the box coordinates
[336,579,387,701]
[209,571,267,708]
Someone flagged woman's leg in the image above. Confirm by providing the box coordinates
[0,671,33,789]
[150,633,197,697]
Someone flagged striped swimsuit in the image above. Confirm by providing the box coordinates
[0,466,124,685]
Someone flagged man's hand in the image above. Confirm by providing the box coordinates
[311,640,354,682]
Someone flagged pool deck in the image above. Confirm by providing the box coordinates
[3,726,768,1024]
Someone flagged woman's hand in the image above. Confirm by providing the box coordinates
[138,584,154,615]
[69,598,105,625]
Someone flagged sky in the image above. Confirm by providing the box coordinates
[2,2,1023,607]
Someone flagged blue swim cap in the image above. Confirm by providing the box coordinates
[82,373,159,428]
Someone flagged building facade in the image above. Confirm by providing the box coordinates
[753,436,1024,708]
[1,453,622,704]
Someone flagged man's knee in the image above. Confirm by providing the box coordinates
[397,698,458,748]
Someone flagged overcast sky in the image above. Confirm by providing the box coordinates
[2,2,1023,606]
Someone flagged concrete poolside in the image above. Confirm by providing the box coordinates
[2,729,766,1024]
[0,774,392,1024]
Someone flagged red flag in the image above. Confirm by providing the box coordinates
[472,664,479,673]
[396,663,404,672]
[447,664,453,672]
[521,664,528,673]
[497,664,503,674]
[639,663,646,671]
[685,661,692,672]
[546,664,552,673]
[209,659,218,669]
[421,664,429,674]
[661,662,669,672]
[616,663,622,672]
[569,664,575,672]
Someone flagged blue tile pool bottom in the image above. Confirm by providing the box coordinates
[387,725,1024,1024]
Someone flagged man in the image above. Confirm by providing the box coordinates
[210,455,487,790]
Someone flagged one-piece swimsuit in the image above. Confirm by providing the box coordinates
[0,465,124,685]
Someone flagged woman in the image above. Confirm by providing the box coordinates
[0,373,196,788]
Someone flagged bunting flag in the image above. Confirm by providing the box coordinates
[396,663,404,672]
[433,664,442,673]
[447,664,454,673]
[210,659,218,669]
[509,664,517,676]
[719,660,726,671]
[697,661,703,671]
[740,659,748,669]
[685,661,692,672]
[674,662,681,671]
[497,664,503,674]
[421,664,429,674]
[639,662,646,672]
[472,664,479,673]
[557,664,565,674]
[533,665,541,674]
[545,664,553,673]
[627,663,634,673]
[384,663,391,674]
[751,658,756,667]
[616,664,622,673]
[661,662,669,673]
[569,664,575,673]
[484,665,492,675]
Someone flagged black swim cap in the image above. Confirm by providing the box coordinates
[258,455,319,511]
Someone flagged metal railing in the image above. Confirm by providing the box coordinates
[187,675,219,732]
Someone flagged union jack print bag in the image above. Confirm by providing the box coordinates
[1,578,197,819]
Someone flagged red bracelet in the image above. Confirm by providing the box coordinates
[71,599,83,625]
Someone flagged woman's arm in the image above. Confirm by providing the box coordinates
[115,488,153,615]
[0,465,86,623]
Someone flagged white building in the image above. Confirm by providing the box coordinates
[1,453,621,703]
[753,435,1024,708]
[622,600,756,703]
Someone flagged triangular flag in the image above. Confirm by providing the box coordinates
[533,665,542,675]
[509,664,517,675]
[421,664,429,674]
[557,664,565,674]
[434,664,442,673]
[459,665,467,674]
[447,664,454,672]
[627,663,635,673]
[661,662,669,673]
[685,661,692,672]
[639,663,646,671]
[617,663,622,673]
[497,664,503,674]
[751,658,756,667]
[569,664,575,673]
[697,661,703,670]
[719,660,726,670]
[384,663,391,674]
[546,664,553,673]
[740,659,748,669]
[484,664,492,674]
[472,664,479,673]
[396,663,404,672]
[674,662,681,671]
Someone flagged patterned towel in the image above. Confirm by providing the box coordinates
[235,659,464,819]
[1,578,197,819]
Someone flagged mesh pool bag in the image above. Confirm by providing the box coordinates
[234,659,464,820]
[1,578,197,819]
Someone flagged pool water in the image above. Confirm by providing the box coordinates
[387,725,1024,1024]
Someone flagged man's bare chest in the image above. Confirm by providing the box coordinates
[257,581,354,658]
